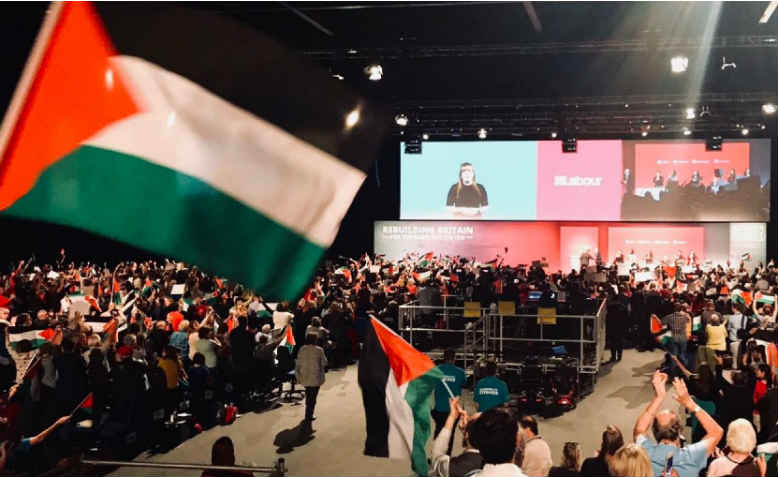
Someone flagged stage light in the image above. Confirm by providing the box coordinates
[671,55,688,73]
[741,127,750,136]
[550,131,558,138]
[394,114,408,127]
[345,108,360,128]
[762,103,777,114]
[477,128,488,139]
[365,64,383,81]
[562,137,577,153]
[685,107,696,119]
[332,74,344,81]
[641,131,648,137]
[422,133,430,140]
[683,127,692,136]
[706,136,722,151]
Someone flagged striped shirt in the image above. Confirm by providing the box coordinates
[662,312,689,338]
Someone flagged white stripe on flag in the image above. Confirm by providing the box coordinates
[85,56,367,247]
[384,369,414,461]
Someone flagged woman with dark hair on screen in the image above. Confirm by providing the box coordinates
[446,162,488,217]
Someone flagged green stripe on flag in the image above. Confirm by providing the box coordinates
[3,145,326,300]
[404,367,444,476]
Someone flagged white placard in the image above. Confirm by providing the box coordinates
[171,284,186,295]
[635,271,653,283]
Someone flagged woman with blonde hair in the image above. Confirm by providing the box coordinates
[707,418,766,477]
[549,442,582,476]
[446,162,488,217]
[608,444,653,477]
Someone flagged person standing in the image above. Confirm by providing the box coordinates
[432,349,466,456]
[473,361,509,412]
[295,332,328,422]
[661,303,691,374]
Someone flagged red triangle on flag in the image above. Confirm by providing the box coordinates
[369,317,435,387]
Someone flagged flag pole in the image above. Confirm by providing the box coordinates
[70,392,92,417]
[440,378,455,399]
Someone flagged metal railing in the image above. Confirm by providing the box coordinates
[83,458,286,475]
[399,298,607,375]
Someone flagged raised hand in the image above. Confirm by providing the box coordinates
[652,370,668,397]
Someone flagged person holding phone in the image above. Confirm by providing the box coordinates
[446,162,488,217]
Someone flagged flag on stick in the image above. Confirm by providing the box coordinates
[0,2,385,301]
[358,317,443,476]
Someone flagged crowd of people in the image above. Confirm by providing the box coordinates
[0,249,776,476]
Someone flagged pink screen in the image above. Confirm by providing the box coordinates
[607,226,704,263]
[634,142,750,189]
[536,140,623,220]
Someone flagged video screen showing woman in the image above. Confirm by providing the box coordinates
[446,162,488,217]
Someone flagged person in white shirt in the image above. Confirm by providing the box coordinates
[468,407,528,477]
[519,415,552,477]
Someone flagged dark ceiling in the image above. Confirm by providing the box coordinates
[1,2,777,138]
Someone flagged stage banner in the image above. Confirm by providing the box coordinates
[607,226,705,265]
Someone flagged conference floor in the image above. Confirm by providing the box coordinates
[111,349,679,477]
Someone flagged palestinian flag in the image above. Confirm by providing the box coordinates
[756,291,776,305]
[0,2,385,301]
[71,392,94,416]
[281,324,296,351]
[418,252,434,268]
[9,328,57,351]
[358,317,443,476]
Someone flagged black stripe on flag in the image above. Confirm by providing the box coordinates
[94,3,386,174]
[358,320,390,458]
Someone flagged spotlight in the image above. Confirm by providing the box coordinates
[706,136,723,151]
[641,131,648,137]
[762,103,777,114]
[685,107,696,119]
[394,114,408,127]
[364,64,383,81]
[345,108,360,128]
[332,73,344,81]
[477,128,487,139]
[550,131,558,138]
[671,55,689,73]
[741,127,750,136]
[683,127,692,136]
[422,133,430,140]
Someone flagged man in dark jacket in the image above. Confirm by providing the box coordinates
[54,338,88,416]
[229,316,254,400]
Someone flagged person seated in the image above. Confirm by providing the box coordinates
[607,444,653,477]
[468,407,528,477]
[707,418,766,477]
[430,397,484,477]
[519,415,552,477]
[580,424,624,476]
[549,441,581,477]
[201,436,251,477]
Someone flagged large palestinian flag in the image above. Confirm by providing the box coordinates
[0,2,385,300]
[358,317,443,476]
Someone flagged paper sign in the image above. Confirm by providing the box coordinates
[616,263,630,276]
[171,284,186,295]
[463,301,481,318]
[635,272,653,283]
[537,307,557,325]
[47,271,59,280]
[498,301,515,316]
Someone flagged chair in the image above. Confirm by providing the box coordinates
[275,347,304,403]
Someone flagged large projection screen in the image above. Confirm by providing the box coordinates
[400,139,770,222]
